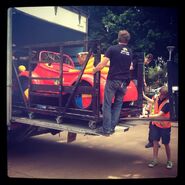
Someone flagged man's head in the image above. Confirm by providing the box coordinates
[144,53,153,65]
[159,85,169,100]
[118,30,131,44]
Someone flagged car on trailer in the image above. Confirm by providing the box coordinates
[16,50,139,110]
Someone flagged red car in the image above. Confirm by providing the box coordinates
[18,50,138,109]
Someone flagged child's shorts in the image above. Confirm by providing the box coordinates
[151,124,171,144]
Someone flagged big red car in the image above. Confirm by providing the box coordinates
[18,50,138,110]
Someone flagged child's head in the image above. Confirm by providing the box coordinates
[159,85,168,100]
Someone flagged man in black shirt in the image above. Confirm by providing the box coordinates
[93,30,132,136]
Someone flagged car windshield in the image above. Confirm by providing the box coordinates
[40,51,73,65]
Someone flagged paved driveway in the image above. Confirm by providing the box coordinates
[7,122,178,179]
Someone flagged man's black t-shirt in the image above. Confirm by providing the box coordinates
[105,44,132,81]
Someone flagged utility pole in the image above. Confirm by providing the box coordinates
[166,46,177,120]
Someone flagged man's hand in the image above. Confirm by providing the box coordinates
[130,62,134,70]
[142,91,145,96]
[92,67,96,74]
[92,56,109,75]
[144,79,147,87]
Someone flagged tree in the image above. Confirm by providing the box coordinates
[79,6,178,88]
[146,57,168,89]
[80,6,178,58]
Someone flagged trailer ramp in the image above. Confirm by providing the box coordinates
[11,117,130,137]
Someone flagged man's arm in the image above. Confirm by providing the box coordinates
[93,56,110,74]
[143,65,147,87]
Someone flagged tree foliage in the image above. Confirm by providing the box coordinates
[79,6,178,88]
[146,57,168,88]
[80,6,178,59]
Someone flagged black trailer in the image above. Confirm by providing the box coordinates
[10,39,144,142]
[7,6,89,128]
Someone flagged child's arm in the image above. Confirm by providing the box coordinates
[143,91,154,104]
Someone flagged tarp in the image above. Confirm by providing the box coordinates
[12,7,87,47]
[15,7,87,33]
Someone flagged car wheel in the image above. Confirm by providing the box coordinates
[73,81,92,110]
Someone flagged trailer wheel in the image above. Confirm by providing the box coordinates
[73,81,92,110]
[28,112,34,119]
[88,120,97,129]
[56,116,63,124]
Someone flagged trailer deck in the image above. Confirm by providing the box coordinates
[11,116,130,136]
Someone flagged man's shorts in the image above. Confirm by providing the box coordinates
[151,124,171,144]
